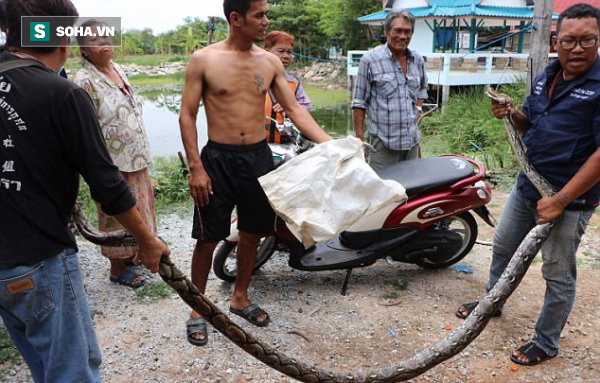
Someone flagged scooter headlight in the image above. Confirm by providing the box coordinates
[477,188,488,199]
[474,181,490,199]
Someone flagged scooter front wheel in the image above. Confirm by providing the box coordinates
[212,236,277,282]
[415,212,478,269]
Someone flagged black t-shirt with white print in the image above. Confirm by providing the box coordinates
[0,51,135,268]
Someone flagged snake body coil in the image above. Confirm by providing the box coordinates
[72,98,555,381]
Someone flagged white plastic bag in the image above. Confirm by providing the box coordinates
[259,136,407,247]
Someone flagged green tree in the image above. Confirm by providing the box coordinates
[121,32,143,55]
[317,0,381,52]
[124,28,157,54]
[267,0,328,59]
[211,17,229,42]
[114,17,228,56]
[267,0,381,58]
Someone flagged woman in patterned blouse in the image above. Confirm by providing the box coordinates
[73,20,155,289]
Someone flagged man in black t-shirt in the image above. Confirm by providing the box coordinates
[0,0,169,381]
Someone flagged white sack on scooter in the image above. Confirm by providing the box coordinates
[259,136,407,247]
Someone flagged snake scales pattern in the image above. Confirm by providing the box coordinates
[72,95,555,381]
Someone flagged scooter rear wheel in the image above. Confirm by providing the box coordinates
[416,212,478,269]
[212,236,277,282]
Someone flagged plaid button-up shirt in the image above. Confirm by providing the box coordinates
[352,44,428,151]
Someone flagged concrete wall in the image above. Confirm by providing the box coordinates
[410,20,434,54]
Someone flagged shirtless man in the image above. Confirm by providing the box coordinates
[179,0,332,346]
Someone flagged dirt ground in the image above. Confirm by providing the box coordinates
[2,191,599,383]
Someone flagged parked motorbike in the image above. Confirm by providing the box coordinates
[213,118,495,295]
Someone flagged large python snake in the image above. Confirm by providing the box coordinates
[485,88,556,197]
[73,93,555,382]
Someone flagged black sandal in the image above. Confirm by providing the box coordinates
[510,342,556,366]
[186,317,208,346]
[109,269,145,289]
[230,303,270,327]
[455,301,502,319]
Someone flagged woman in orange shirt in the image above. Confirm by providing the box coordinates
[264,31,312,144]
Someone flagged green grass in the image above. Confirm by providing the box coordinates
[77,177,98,227]
[420,135,452,157]
[64,56,83,72]
[304,86,348,107]
[380,291,400,300]
[135,280,173,300]
[65,54,188,79]
[487,168,520,193]
[380,278,409,300]
[77,157,193,221]
[128,72,185,86]
[151,156,192,214]
[531,255,543,265]
[0,324,21,364]
[386,279,409,291]
[420,81,526,171]
[113,54,188,66]
[66,54,188,69]
[156,199,194,218]
[137,87,182,99]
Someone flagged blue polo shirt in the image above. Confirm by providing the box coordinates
[518,56,600,210]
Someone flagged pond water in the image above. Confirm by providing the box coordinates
[138,87,351,158]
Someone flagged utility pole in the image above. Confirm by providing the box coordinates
[525,0,554,96]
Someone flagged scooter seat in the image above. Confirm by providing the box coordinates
[376,157,474,197]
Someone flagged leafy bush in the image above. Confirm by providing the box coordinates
[76,156,191,223]
[152,156,191,211]
[421,81,526,169]
[128,72,185,86]
[0,324,21,364]
[77,177,98,226]
[135,280,173,300]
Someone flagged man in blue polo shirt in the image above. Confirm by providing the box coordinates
[456,3,600,366]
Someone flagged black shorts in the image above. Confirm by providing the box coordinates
[192,140,276,242]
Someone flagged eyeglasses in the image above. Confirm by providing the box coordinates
[557,36,598,50]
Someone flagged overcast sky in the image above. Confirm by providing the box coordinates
[70,0,225,34]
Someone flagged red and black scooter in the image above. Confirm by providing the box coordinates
[213,148,495,295]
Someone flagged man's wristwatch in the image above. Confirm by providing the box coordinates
[416,105,423,113]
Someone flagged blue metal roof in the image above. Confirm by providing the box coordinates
[358,3,559,22]
[429,0,479,6]
[357,9,390,23]
[476,6,541,18]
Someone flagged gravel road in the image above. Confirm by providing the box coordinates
[2,191,599,383]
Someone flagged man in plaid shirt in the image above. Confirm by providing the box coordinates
[352,10,428,170]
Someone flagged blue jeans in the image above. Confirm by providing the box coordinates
[0,249,101,383]
[487,187,593,356]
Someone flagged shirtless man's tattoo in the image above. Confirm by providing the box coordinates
[254,74,264,93]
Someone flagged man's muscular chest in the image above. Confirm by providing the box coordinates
[204,57,274,99]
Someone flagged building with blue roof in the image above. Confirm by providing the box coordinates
[347,1,559,106]
[359,0,557,54]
